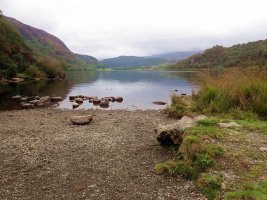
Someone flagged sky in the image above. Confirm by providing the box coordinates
[1,0,267,59]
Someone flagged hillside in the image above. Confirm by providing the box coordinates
[148,50,202,61]
[100,56,166,69]
[175,39,267,69]
[0,15,97,79]
[0,16,36,78]
[75,54,99,65]
[5,17,98,70]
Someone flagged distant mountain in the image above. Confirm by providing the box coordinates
[175,40,267,69]
[100,56,166,69]
[148,50,202,61]
[75,54,99,65]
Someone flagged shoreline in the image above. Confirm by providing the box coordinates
[0,109,204,200]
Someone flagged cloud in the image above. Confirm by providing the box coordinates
[1,0,267,58]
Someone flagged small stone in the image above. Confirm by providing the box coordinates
[70,115,93,125]
[115,97,123,102]
[99,101,109,108]
[74,98,83,104]
[259,147,267,152]
[51,96,63,101]
[93,98,101,104]
[20,97,28,101]
[219,122,241,128]
[12,95,21,99]
[152,101,167,105]
[72,102,79,109]
[39,96,50,103]
[22,103,35,109]
[36,102,45,108]
[69,96,76,101]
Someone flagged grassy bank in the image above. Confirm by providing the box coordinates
[158,68,267,199]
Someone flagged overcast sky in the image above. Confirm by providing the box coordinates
[1,0,267,59]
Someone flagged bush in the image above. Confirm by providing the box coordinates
[25,65,47,78]
[37,57,65,78]
[193,68,267,118]
[166,95,188,118]
[5,64,16,79]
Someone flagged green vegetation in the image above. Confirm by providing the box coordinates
[165,95,190,118]
[193,68,267,118]
[197,173,223,200]
[100,56,166,69]
[158,68,267,199]
[173,39,267,70]
[0,15,98,80]
[225,181,267,200]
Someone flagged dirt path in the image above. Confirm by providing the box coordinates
[0,109,205,200]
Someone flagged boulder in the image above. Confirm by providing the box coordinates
[51,96,63,101]
[99,101,109,108]
[70,115,93,125]
[93,98,101,104]
[12,95,21,99]
[74,98,83,104]
[20,97,28,101]
[39,96,50,103]
[69,96,76,101]
[155,116,195,147]
[72,102,79,109]
[22,103,35,109]
[115,97,123,102]
[29,100,40,105]
[152,101,167,105]
[11,77,24,82]
[36,102,45,108]
[219,122,241,128]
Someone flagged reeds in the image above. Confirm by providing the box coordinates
[193,68,267,118]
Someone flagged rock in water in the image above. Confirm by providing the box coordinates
[74,98,83,104]
[152,101,167,105]
[22,103,35,109]
[39,96,50,103]
[72,102,79,109]
[51,96,63,101]
[99,101,109,108]
[69,96,76,101]
[115,97,123,102]
[70,115,93,125]
[12,95,21,99]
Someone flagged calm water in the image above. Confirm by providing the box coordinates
[0,71,197,110]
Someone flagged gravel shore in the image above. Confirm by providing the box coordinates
[0,109,205,200]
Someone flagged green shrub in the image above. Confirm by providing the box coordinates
[225,181,267,200]
[5,64,16,79]
[25,65,47,78]
[197,118,220,127]
[166,95,188,118]
[155,160,177,175]
[192,153,215,178]
[202,144,223,158]
[196,173,223,200]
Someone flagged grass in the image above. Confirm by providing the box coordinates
[225,181,267,200]
[158,68,267,199]
[165,95,190,118]
[196,173,223,200]
[193,68,267,118]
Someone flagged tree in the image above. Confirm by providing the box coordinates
[0,10,3,17]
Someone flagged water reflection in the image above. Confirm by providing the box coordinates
[0,71,197,110]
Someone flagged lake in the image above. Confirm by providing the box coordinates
[0,71,197,110]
